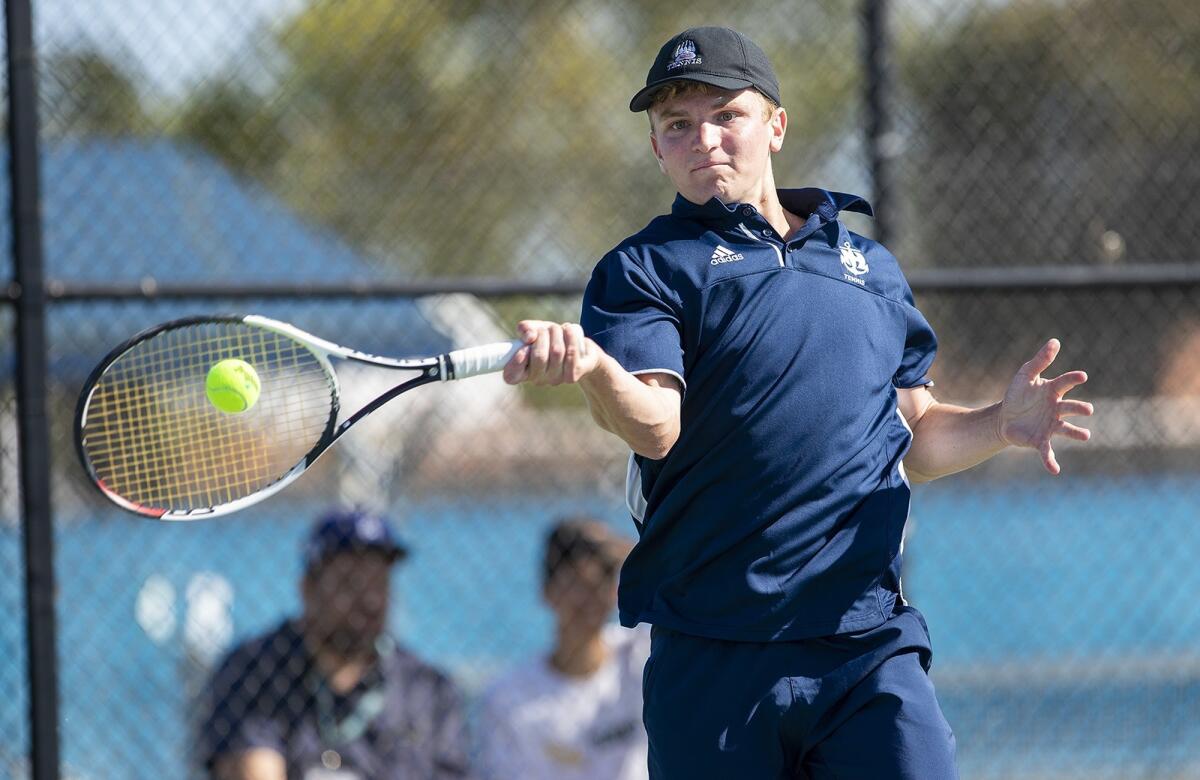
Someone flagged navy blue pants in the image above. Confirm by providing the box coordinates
[642,606,958,779]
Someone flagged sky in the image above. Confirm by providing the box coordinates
[31,0,1003,99]
[35,0,304,97]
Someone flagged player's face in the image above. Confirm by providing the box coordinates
[649,87,786,207]
[303,550,392,657]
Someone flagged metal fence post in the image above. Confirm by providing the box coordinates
[863,0,895,246]
[6,0,61,777]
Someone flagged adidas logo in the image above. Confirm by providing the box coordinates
[710,245,745,265]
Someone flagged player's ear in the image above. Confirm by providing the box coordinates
[649,132,666,174]
[769,105,787,153]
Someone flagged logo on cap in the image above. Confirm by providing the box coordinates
[667,40,701,70]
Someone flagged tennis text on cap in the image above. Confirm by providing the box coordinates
[710,246,745,265]
[667,40,701,70]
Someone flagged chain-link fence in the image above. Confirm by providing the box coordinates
[4,0,1200,777]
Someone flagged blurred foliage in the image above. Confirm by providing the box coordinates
[163,0,861,278]
[28,0,1200,398]
[896,0,1200,268]
[33,0,1200,277]
[888,0,1200,398]
[41,50,151,137]
[172,83,285,182]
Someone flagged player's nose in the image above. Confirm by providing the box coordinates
[693,121,720,151]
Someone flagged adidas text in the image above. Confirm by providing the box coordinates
[710,246,745,265]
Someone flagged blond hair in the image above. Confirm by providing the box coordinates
[647,81,779,124]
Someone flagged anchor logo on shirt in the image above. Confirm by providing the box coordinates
[839,241,869,276]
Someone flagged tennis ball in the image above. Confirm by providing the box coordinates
[206,359,261,414]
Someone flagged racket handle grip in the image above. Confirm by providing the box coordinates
[446,340,524,380]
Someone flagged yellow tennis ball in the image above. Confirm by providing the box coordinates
[206,359,261,414]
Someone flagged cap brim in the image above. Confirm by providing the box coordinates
[629,74,758,112]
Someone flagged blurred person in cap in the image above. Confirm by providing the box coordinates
[477,517,648,780]
[502,25,1093,780]
[198,508,471,780]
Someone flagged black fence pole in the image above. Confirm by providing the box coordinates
[862,0,896,246]
[6,0,60,778]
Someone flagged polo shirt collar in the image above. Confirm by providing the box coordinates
[779,188,873,219]
[671,188,873,225]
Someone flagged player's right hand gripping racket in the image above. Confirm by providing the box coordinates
[75,314,521,520]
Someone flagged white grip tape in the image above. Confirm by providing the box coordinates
[446,340,524,380]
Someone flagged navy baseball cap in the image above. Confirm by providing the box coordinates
[629,26,782,113]
[303,508,408,573]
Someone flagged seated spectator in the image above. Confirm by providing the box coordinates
[478,517,648,779]
[199,508,471,779]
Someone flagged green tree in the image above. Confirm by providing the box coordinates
[175,0,863,278]
[174,82,284,181]
[893,0,1200,401]
[41,50,150,138]
[897,0,1200,268]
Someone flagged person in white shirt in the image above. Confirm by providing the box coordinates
[478,517,649,780]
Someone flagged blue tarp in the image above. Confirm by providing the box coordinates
[1,139,455,378]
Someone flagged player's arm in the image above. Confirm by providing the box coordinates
[503,320,681,459]
[579,353,681,460]
[212,749,286,780]
[900,338,1093,482]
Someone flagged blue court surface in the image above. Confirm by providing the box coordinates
[2,474,1197,777]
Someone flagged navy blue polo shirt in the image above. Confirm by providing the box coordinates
[581,188,937,642]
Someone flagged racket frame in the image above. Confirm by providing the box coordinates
[75,314,516,520]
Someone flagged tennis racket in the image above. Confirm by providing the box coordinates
[75,314,521,520]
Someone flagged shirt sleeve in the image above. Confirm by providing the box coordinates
[893,291,938,389]
[197,647,286,770]
[581,249,685,386]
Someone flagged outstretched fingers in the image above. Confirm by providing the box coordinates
[1021,338,1061,379]
[1041,439,1061,476]
[1057,399,1094,419]
[1048,370,1089,398]
[1056,420,1092,442]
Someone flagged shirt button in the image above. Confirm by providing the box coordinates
[741,207,755,216]
[763,228,773,237]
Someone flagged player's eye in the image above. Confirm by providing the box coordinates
[718,111,737,122]
[669,119,688,131]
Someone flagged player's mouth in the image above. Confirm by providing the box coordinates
[691,160,730,172]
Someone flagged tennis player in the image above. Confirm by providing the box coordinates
[503,26,1093,779]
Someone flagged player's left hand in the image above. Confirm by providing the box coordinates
[998,338,1093,475]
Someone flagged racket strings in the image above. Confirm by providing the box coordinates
[80,322,336,512]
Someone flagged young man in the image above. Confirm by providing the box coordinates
[477,518,648,780]
[199,509,471,780]
[502,26,1093,779]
